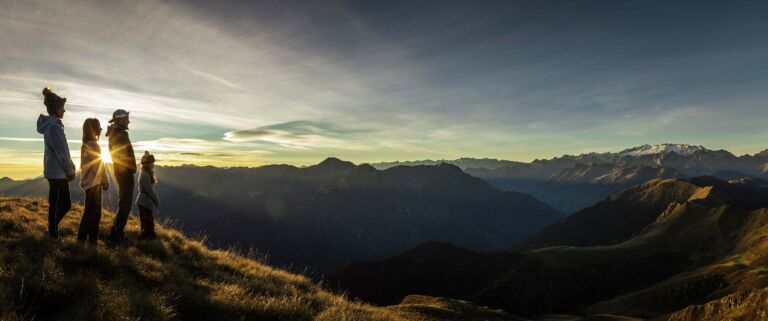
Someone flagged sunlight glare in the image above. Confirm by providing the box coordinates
[101,149,113,163]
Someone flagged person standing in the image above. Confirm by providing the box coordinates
[106,109,136,243]
[136,151,158,239]
[78,118,109,245]
[36,87,75,242]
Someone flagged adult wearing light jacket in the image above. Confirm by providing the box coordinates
[36,87,75,242]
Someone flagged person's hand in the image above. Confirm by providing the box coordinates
[101,182,109,190]
[66,172,75,183]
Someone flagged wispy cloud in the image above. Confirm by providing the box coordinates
[1,0,768,179]
[180,65,244,90]
[223,120,374,150]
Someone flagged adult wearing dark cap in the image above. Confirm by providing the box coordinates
[106,108,136,243]
[36,87,75,242]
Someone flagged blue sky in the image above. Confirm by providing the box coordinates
[1,0,768,178]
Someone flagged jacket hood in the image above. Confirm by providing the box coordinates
[36,114,60,134]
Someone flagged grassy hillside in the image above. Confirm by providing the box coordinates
[651,288,768,321]
[0,197,514,321]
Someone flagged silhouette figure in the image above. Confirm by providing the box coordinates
[78,118,109,245]
[37,87,75,241]
[106,109,136,243]
[136,151,158,239]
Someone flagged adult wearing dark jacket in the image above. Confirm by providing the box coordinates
[36,87,76,241]
[106,109,136,243]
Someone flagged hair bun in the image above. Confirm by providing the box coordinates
[42,87,52,97]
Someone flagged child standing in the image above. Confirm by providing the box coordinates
[78,118,109,244]
[136,151,159,239]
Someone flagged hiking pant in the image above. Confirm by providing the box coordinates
[78,186,102,244]
[47,179,71,239]
[138,205,156,238]
[110,171,134,240]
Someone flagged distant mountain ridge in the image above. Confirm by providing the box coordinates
[0,158,561,271]
[372,144,768,171]
[373,144,768,213]
[617,143,707,157]
[371,157,524,170]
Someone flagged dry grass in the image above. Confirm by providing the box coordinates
[0,197,414,321]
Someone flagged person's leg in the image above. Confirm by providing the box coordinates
[47,179,59,238]
[55,181,71,225]
[90,187,102,244]
[110,172,134,241]
[138,206,147,237]
[138,206,156,238]
[56,179,72,236]
[77,188,94,242]
[47,179,70,239]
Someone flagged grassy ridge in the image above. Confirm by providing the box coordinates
[0,197,418,321]
[0,197,520,321]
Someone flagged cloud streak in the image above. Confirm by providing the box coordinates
[1,0,768,178]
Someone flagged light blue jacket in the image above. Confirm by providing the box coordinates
[36,115,75,179]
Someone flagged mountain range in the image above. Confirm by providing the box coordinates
[330,175,768,319]
[374,144,768,214]
[0,158,561,271]
[6,143,768,319]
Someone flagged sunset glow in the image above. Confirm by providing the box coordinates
[1,1,768,179]
[100,149,113,164]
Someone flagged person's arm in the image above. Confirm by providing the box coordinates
[47,125,75,177]
[126,139,136,173]
[142,174,159,206]
[115,131,137,173]
[80,143,96,178]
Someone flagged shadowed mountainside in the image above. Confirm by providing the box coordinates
[332,176,768,319]
[516,176,768,250]
[329,242,520,305]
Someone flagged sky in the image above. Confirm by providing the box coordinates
[1,0,768,179]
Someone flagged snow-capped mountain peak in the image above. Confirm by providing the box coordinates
[618,144,708,157]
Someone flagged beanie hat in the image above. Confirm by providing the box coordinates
[141,151,155,165]
[42,87,67,115]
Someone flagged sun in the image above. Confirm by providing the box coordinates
[101,150,113,164]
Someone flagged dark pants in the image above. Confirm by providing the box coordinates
[110,171,134,241]
[78,186,102,244]
[138,206,156,238]
[47,179,71,239]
